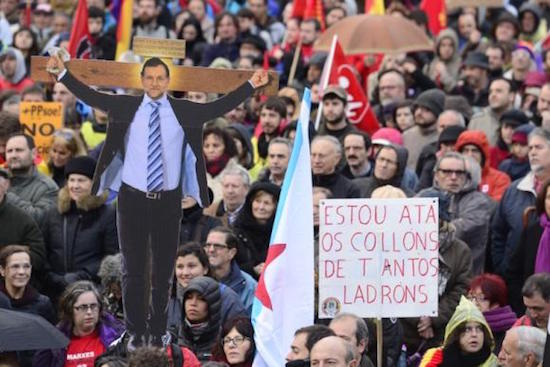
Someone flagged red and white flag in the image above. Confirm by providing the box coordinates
[328,40,380,135]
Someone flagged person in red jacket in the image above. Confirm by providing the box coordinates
[455,130,511,201]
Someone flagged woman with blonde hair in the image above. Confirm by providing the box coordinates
[38,128,87,187]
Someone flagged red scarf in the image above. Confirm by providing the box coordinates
[206,153,231,177]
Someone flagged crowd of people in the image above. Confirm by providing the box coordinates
[2,0,550,366]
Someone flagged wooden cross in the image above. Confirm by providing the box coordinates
[30,37,279,95]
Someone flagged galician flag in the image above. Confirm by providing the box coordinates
[252,89,315,367]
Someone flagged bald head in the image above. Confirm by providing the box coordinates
[310,336,357,367]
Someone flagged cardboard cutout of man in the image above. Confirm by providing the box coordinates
[46,54,269,347]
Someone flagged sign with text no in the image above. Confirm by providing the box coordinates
[318,198,439,318]
[19,102,64,161]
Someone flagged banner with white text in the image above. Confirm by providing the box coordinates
[318,198,439,318]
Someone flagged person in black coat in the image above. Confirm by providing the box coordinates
[354,144,414,198]
[506,180,550,315]
[180,193,222,244]
[178,276,222,362]
[233,182,280,278]
[42,157,118,301]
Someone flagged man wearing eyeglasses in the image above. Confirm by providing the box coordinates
[424,151,491,275]
[205,227,257,314]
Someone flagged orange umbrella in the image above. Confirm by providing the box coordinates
[314,14,433,54]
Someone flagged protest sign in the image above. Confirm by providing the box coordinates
[19,102,64,161]
[318,198,439,318]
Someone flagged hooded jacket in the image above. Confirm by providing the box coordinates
[0,47,34,92]
[179,276,223,361]
[354,145,414,197]
[455,130,511,201]
[42,187,118,297]
[519,3,547,44]
[425,29,461,92]
[420,296,498,367]
[233,182,280,277]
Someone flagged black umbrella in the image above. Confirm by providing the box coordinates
[0,309,69,352]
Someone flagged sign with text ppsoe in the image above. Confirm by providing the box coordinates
[318,198,439,318]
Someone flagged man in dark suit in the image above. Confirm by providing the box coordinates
[46,54,268,346]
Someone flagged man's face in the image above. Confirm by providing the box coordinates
[378,72,405,105]
[268,143,290,177]
[222,174,248,210]
[495,21,516,42]
[188,0,205,20]
[458,13,476,38]
[498,330,523,367]
[326,7,345,28]
[414,106,437,127]
[138,0,158,24]
[322,98,346,125]
[311,139,340,175]
[460,144,483,165]
[286,332,309,362]
[330,317,365,360]
[313,191,327,227]
[53,82,77,109]
[0,0,17,16]
[53,14,70,34]
[247,0,266,20]
[22,92,44,103]
[523,292,550,329]
[224,103,247,124]
[344,134,368,169]
[435,157,467,193]
[310,337,355,367]
[217,15,238,42]
[437,112,460,134]
[463,66,486,88]
[528,135,550,174]
[260,107,283,135]
[374,147,398,181]
[300,21,318,45]
[205,231,236,269]
[88,17,103,36]
[33,12,53,29]
[0,252,31,291]
[0,56,17,79]
[512,49,531,71]
[5,136,34,173]
[538,86,550,115]
[486,47,505,71]
[141,65,170,100]
[489,79,513,111]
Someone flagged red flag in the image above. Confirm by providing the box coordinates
[291,0,306,18]
[68,0,91,58]
[328,41,379,135]
[24,0,32,27]
[420,0,446,36]
[304,0,325,30]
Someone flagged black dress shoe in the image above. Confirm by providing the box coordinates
[127,333,147,351]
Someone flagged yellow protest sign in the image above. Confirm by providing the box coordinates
[19,102,64,161]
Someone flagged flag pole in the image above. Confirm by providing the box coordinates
[287,36,303,86]
[376,318,383,367]
[314,35,338,130]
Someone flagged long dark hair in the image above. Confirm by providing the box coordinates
[211,317,255,366]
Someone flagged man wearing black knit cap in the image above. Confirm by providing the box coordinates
[403,88,446,170]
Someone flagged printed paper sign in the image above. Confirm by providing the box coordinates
[19,102,64,161]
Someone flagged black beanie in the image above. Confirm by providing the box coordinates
[414,89,446,117]
[439,125,466,145]
[64,156,97,179]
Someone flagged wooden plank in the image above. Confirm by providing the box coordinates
[446,0,503,8]
[133,37,186,59]
[31,56,279,95]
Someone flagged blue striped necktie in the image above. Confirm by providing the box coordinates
[147,101,163,192]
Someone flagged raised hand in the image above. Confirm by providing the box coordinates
[46,53,66,76]
[250,70,269,89]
